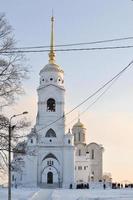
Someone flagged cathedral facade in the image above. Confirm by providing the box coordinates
[73,120,103,184]
[11,17,103,188]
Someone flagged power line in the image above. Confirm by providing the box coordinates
[64,60,133,116]
[11,36,133,50]
[36,59,133,133]
[7,59,133,138]
[1,45,133,54]
[65,74,121,128]
[10,58,133,137]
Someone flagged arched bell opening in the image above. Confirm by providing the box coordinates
[47,98,56,112]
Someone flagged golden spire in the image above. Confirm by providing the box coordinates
[49,15,56,64]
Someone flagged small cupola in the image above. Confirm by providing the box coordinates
[72,119,86,145]
[64,129,74,146]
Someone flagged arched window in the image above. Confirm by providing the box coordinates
[91,149,94,159]
[78,132,80,141]
[45,129,56,137]
[68,139,71,144]
[12,175,14,181]
[47,98,56,112]
[74,133,76,141]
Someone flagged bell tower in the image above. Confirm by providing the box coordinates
[36,16,65,143]
[33,16,75,189]
[11,16,75,189]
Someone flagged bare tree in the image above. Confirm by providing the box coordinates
[0,13,28,108]
[0,114,30,181]
[0,13,29,181]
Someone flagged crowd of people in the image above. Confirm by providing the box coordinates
[69,182,133,189]
[112,183,133,189]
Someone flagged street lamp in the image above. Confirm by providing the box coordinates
[8,111,28,200]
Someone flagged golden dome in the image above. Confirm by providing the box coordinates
[73,119,84,128]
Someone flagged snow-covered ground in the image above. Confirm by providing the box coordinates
[0,188,133,200]
[0,187,38,200]
[50,189,133,200]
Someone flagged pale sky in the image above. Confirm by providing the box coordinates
[1,0,133,183]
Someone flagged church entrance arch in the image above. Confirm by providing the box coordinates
[41,166,60,186]
[47,171,53,184]
[41,153,61,187]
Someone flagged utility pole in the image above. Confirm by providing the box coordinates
[8,123,11,200]
[8,111,28,200]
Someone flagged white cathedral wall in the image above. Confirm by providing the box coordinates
[63,146,75,188]
[87,143,103,182]
[22,155,37,187]
[75,156,90,184]
[12,155,38,187]
[75,144,86,156]
[74,142,103,184]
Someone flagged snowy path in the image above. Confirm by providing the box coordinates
[30,189,53,200]
[0,188,133,200]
